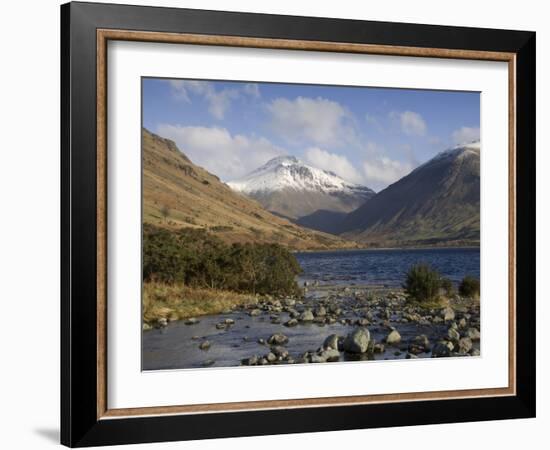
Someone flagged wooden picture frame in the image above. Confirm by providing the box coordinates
[61,1,536,447]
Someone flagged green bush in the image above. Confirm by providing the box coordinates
[142,224,302,296]
[459,276,480,298]
[403,263,442,303]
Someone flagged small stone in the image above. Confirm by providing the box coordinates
[373,343,385,353]
[458,337,473,353]
[199,341,211,350]
[432,341,452,358]
[185,317,199,325]
[142,323,152,331]
[155,317,168,328]
[268,333,289,346]
[299,309,314,322]
[320,348,340,362]
[248,309,261,316]
[284,318,299,327]
[241,355,259,366]
[447,327,461,342]
[202,359,215,367]
[266,352,277,363]
[271,346,289,358]
[466,328,481,341]
[224,318,235,325]
[442,307,456,322]
[406,353,418,359]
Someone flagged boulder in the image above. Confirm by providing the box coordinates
[299,309,314,322]
[386,329,402,346]
[343,328,371,354]
[323,334,340,350]
[268,333,289,346]
[185,317,199,325]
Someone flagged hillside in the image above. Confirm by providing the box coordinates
[339,142,481,247]
[142,129,358,250]
[228,155,374,223]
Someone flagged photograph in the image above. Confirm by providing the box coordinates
[141,78,481,370]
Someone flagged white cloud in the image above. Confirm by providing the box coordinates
[361,141,415,190]
[305,147,363,184]
[168,80,259,120]
[362,157,414,190]
[267,96,352,145]
[391,110,427,136]
[452,126,480,145]
[156,124,285,181]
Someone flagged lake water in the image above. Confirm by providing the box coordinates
[296,247,480,288]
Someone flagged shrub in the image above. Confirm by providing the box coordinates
[403,263,442,303]
[142,224,302,296]
[459,276,480,298]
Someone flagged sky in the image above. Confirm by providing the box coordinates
[142,78,480,191]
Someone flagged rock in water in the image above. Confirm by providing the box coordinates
[320,348,340,362]
[268,333,289,346]
[343,328,370,353]
[323,334,340,350]
[299,309,314,322]
[284,318,298,327]
[185,317,199,325]
[386,329,401,346]
[155,317,168,328]
[199,341,211,350]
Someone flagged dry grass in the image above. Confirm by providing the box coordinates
[143,282,257,323]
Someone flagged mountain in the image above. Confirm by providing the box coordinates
[227,156,375,228]
[339,142,480,247]
[142,128,358,250]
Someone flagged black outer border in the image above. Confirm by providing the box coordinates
[61,2,536,447]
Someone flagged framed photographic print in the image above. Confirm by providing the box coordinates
[61,1,536,447]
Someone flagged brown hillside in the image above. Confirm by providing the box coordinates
[142,128,357,250]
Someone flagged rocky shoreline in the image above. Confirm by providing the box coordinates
[143,283,480,370]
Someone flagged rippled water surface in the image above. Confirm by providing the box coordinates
[296,247,480,287]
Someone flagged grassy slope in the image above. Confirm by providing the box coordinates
[341,148,480,247]
[142,128,358,250]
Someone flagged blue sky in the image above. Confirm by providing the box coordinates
[143,78,480,191]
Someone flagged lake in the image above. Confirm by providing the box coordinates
[295,247,480,288]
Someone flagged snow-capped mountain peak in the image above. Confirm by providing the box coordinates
[228,155,373,196]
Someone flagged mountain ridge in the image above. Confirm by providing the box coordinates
[339,142,481,247]
[228,155,375,222]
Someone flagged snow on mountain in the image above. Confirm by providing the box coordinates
[227,155,373,196]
